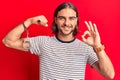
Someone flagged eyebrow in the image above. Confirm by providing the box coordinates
[57,16,65,18]
[57,16,77,19]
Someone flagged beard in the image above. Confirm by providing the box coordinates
[58,28,74,36]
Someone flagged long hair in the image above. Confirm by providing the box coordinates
[51,2,79,36]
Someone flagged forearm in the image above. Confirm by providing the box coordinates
[95,49,115,79]
[3,15,48,51]
[3,19,31,42]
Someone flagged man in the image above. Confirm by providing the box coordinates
[3,2,115,80]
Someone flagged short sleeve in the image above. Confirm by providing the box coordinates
[87,46,99,66]
[29,36,49,55]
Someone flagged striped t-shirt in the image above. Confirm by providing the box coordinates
[29,36,98,80]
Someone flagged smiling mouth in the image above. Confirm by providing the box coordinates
[59,28,74,35]
[62,25,73,29]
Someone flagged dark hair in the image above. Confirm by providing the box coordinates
[51,2,79,36]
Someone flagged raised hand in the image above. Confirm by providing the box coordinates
[28,15,48,27]
[81,21,102,47]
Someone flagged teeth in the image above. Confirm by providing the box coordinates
[62,25,72,28]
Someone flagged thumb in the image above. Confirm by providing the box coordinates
[44,24,48,27]
[42,23,48,27]
[81,35,86,43]
[38,21,48,27]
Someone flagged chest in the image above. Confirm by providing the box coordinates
[40,41,89,65]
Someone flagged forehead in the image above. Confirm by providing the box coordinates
[57,8,76,17]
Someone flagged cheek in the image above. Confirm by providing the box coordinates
[73,20,78,25]
[56,21,64,28]
[71,22,77,28]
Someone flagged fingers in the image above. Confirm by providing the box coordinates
[93,23,99,34]
[81,30,91,42]
[85,21,91,31]
[38,15,48,27]
[89,21,94,31]
[84,21,96,32]
[31,15,48,27]
[39,20,48,27]
[82,30,91,37]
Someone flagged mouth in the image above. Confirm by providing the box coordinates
[62,25,73,29]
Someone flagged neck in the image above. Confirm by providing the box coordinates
[57,33,75,42]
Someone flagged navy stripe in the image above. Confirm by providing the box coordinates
[29,36,98,80]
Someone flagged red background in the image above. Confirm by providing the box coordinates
[0,0,120,80]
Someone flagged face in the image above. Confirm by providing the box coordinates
[55,8,78,36]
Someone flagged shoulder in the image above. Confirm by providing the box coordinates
[76,38,93,50]
[75,38,88,46]
[29,36,53,41]
[29,36,54,44]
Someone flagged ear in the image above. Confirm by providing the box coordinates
[77,17,79,26]
[55,17,57,24]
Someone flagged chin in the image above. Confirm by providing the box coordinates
[62,32,73,36]
[59,29,74,36]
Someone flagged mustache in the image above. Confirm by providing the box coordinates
[62,24,72,28]
[58,28,74,35]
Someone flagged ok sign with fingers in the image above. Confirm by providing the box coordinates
[82,21,102,47]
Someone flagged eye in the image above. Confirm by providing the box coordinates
[69,17,77,21]
[57,16,65,20]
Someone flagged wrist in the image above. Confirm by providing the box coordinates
[93,43,103,48]
[23,18,32,28]
[22,19,30,38]
[93,44,105,53]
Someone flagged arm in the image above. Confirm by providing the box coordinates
[92,48,115,79]
[82,21,115,79]
[2,15,48,51]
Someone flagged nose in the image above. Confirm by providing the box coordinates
[64,19,71,27]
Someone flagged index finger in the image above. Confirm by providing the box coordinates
[84,21,91,31]
[93,23,99,34]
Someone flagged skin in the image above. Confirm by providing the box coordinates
[55,8,78,41]
[2,8,115,79]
